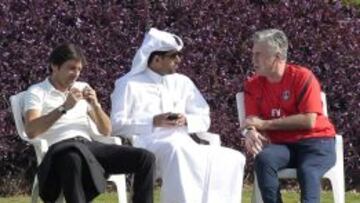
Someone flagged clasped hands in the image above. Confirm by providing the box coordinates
[241,117,269,156]
[153,112,187,128]
[62,86,100,111]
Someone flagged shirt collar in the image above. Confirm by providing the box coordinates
[44,77,69,95]
[145,68,166,84]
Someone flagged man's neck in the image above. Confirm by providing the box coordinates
[148,65,165,76]
[266,63,286,83]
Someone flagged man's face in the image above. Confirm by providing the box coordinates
[156,50,182,75]
[52,59,83,88]
[252,42,278,76]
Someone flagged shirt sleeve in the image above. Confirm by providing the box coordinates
[23,86,44,113]
[296,71,323,114]
[184,78,211,133]
[244,79,259,117]
[110,79,153,137]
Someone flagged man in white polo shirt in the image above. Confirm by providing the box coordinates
[24,43,155,203]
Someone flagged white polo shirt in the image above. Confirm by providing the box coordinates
[24,78,92,146]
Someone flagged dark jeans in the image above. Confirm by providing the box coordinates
[254,137,336,203]
[52,137,155,203]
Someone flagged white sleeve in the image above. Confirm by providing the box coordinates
[23,86,44,113]
[184,79,211,133]
[110,79,153,137]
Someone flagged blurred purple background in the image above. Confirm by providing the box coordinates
[0,0,359,195]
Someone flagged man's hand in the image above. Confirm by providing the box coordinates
[63,87,83,110]
[173,113,187,126]
[244,128,268,156]
[153,113,187,128]
[83,86,100,108]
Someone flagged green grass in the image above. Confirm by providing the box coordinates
[0,188,359,203]
[343,0,360,6]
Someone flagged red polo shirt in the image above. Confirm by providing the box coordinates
[244,64,336,143]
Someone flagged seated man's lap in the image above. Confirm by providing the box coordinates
[86,141,154,174]
[255,144,294,170]
[255,137,336,184]
[295,137,336,175]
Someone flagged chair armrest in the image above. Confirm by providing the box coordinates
[334,134,344,166]
[195,132,221,146]
[113,134,140,147]
[29,138,48,165]
[92,135,122,145]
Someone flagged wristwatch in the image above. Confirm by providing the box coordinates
[57,105,67,114]
[241,127,254,137]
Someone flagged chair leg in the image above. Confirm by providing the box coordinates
[109,175,128,203]
[31,178,39,203]
[55,192,65,203]
[252,174,264,203]
[328,175,345,203]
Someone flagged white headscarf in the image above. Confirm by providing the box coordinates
[126,28,184,78]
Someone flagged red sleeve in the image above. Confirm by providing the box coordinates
[296,71,323,114]
[244,79,259,117]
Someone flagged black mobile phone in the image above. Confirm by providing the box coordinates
[167,113,179,120]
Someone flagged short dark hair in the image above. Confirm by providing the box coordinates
[49,43,87,68]
[147,51,168,66]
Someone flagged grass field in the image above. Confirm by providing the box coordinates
[344,0,360,6]
[1,188,359,203]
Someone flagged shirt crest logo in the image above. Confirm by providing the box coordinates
[282,90,290,101]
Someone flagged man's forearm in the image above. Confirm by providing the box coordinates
[263,113,317,130]
[91,105,112,136]
[25,108,64,139]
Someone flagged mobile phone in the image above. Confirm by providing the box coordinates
[167,113,179,120]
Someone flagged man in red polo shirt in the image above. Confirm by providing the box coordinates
[242,29,336,203]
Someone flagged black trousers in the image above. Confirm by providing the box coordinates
[52,137,155,203]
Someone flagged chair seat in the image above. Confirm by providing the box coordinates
[278,165,335,179]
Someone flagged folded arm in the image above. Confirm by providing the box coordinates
[243,113,317,131]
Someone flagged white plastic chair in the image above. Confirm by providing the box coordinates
[10,91,128,203]
[236,92,345,203]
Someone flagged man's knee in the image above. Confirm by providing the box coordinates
[297,166,322,183]
[255,150,275,169]
[56,150,82,170]
[162,141,183,153]
[137,148,156,168]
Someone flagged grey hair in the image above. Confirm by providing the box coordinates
[252,29,288,60]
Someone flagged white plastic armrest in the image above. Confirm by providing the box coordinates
[92,135,122,145]
[112,134,140,146]
[29,138,49,165]
[195,132,221,146]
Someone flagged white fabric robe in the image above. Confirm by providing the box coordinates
[111,68,245,203]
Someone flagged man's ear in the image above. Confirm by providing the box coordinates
[154,55,161,62]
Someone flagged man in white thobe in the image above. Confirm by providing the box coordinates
[111,28,246,203]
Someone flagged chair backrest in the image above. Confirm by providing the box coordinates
[10,91,30,141]
[236,91,328,124]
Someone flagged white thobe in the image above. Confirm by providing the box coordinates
[111,68,245,203]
